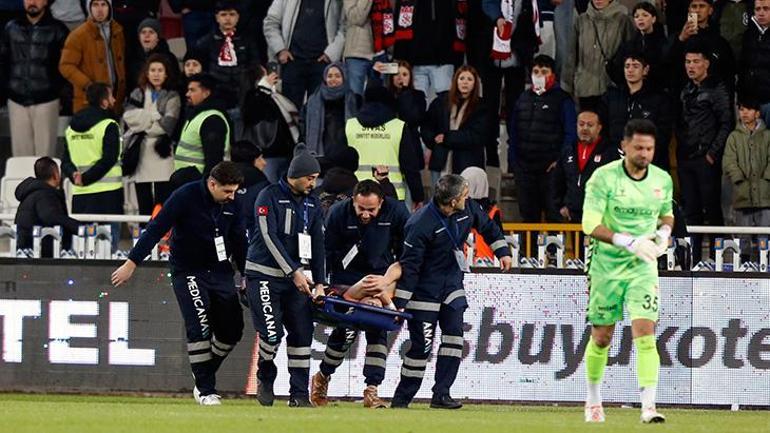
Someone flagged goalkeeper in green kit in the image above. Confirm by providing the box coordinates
[581,119,673,424]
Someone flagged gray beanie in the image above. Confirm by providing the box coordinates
[287,144,321,178]
[138,17,162,37]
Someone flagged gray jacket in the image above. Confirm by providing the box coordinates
[343,0,374,60]
[264,0,346,62]
[563,0,634,98]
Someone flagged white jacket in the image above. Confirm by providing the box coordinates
[264,0,346,62]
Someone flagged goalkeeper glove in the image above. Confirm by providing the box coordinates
[612,233,658,263]
[653,225,672,257]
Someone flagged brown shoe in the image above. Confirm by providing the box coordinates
[363,385,387,408]
[310,372,329,407]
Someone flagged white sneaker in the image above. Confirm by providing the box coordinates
[640,407,666,423]
[199,394,222,406]
[193,386,201,404]
[585,404,605,423]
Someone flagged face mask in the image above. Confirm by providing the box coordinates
[532,74,547,95]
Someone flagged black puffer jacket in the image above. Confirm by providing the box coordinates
[14,177,81,255]
[195,29,259,109]
[0,12,69,106]
[676,76,734,161]
[739,19,770,104]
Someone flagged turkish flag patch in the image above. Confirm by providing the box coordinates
[258,206,268,216]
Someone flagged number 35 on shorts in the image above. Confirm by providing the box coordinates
[642,294,658,312]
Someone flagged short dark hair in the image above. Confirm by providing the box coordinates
[209,161,244,186]
[86,82,112,107]
[434,174,468,206]
[34,157,58,181]
[683,41,712,60]
[737,95,761,111]
[215,0,239,13]
[623,119,657,140]
[353,179,384,200]
[532,54,556,72]
[231,140,262,163]
[623,50,649,67]
[187,73,216,92]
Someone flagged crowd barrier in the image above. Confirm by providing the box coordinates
[1,260,768,407]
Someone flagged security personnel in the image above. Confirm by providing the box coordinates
[245,144,326,408]
[310,179,410,409]
[111,162,247,406]
[343,84,425,205]
[391,174,513,409]
[172,73,230,188]
[61,82,123,217]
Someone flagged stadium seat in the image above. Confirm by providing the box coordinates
[0,156,61,215]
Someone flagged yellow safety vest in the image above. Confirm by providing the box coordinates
[345,117,406,199]
[65,118,123,195]
[175,109,231,173]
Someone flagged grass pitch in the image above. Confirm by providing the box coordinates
[1,394,767,433]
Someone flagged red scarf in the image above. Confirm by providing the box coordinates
[371,0,396,52]
[218,31,237,66]
[395,0,467,53]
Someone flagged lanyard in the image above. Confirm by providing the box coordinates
[429,203,462,250]
[279,180,309,233]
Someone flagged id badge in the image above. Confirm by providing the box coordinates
[298,233,312,260]
[454,249,470,273]
[341,244,359,269]
[214,236,227,262]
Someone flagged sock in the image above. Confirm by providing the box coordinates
[634,335,660,410]
[584,337,609,405]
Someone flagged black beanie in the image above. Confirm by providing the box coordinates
[287,144,321,178]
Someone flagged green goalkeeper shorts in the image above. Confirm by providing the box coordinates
[586,273,660,325]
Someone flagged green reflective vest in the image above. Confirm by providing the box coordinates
[175,109,231,173]
[65,118,123,195]
[345,117,406,199]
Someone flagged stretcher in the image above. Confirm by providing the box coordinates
[312,295,411,332]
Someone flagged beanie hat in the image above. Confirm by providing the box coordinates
[138,17,162,38]
[287,144,321,178]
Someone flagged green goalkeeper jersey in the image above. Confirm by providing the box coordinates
[582,159,674,280]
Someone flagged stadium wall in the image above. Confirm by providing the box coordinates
[0,259,768,406]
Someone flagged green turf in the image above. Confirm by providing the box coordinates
[1,394,767,433]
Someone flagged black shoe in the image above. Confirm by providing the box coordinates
[256,378,274,407]
[288,396,313,407]
[390,399,409,409]
[430,394,462,409]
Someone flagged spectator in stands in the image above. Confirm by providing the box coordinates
[0,0,69,159]
[552,108,618,223]
[242,66,300,183]
[676,44,733,262]
[714,0,751,60]
[317,145,360,214]
[562,0,634,110]
[343,0,378,96]
[180,49,205,99]
[171,73,229,187]
[722,98,770,262]
[342,83,425,206]
[386,60,426,171]
[14,157,81,257]
[607,2,667,91]
[112,0,159,71]
[461,166,502,265]
[126,17,180,94]
[603,52,673,170]
[59,0,126,114]
[422,65,490,182]
[237,0,270,65]
[300,62,359,163]
[508,55,576,223]
[122,54,181,216]
[392,0,464,103]
[168,0,215,51]
[51,0,87,31]
[264,0,345,109]
[473,0,538,169]
[740,0,770,126]
[61,82,123,248]
[231,139,269,239]
[196,0,259,139]
[667,0,735,97]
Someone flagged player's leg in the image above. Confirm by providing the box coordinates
[246,275,287,406]
[312,326,358,406]
[282,286,314,407]
[627,278,665,423]
[207,271,244,375]
[431,304,465,409]
[391,315,438,408]
[362,328,388,408]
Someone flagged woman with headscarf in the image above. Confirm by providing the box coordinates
[461,166,503,265]
[300,62,360,165]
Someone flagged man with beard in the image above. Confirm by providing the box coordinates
[581,119,673,424]
[111,161,247,406]
[310,179,410,409]
[0,0,69,158]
